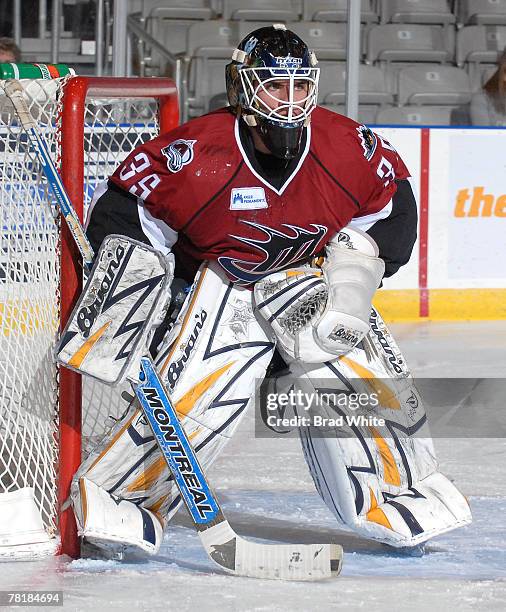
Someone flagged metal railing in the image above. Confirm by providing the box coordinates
[126,13,184,121]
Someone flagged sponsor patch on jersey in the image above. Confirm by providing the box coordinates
[230,187,268,210]
[357,125,377,161]
[161,138,196,173]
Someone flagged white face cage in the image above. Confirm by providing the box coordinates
[239,66,320,123]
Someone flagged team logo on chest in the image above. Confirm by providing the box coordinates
[161,138,196,173]
[230,187,268,210]
[218,221,328,285]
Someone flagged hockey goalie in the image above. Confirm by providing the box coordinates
[66,24,471,557]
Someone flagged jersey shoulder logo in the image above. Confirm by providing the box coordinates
[356,125,377,161]
[230,187,268,210]
[161,138,196,173]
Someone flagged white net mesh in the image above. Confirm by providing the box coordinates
[0,80,62,539]
[80,97,161,453]
[0,77,163,553]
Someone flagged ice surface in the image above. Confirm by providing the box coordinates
[2,321,506,611]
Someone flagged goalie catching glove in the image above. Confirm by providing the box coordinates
[254,226,385,362]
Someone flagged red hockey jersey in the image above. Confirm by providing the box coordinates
[110,107,410,285]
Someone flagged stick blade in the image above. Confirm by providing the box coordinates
[235,539,343,581]
[199,520,343,580]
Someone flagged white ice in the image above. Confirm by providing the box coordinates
[2,321,506,611]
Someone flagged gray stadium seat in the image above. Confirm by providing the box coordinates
[186,21,241,115]
[144,2,220,57]
[146,20,194,57]
[222,0,299,21]
[457,25,506,65]
[237,21,289,41]
[458,0,506,25]
[142,0,217,20]
[143,2,215,57]
[287,22,349,60]
[456,25,506,84]
[397,65,472,105]
[321,104,379,125]
[187,59,229,116]
[302,0,378,23]
[380,0,456,25]
[367,24,453,64]
[318,62,394,105]
[186,20,241,59]
[375,104,458,124]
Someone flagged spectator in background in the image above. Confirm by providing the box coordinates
[0,38,21,63]
[470,49,506,126]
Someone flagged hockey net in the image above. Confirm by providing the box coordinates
[0,76,178,559]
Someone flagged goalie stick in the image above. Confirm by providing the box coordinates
[3,78,343,580]
[2,80,94,268]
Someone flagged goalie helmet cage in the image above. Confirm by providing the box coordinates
[0,75,178,560]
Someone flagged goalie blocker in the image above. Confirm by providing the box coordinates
[57,234,174,385]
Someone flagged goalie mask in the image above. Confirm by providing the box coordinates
[226,24,319,159]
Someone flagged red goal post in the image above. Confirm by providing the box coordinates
[59,77,179,557]
[0,75,178,560]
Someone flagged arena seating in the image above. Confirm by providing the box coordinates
[318,62,394,106]
[397,65,472,105]
[376,104,459,124]
[137,0,506,125]
[457,0,506,25]
[379,0,456,26]
[222,0,299,21]
[302,0,378,23]
[456,25,506,85]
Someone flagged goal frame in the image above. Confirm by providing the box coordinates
[57,76,178,557]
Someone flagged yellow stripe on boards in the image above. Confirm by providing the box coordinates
[430,289,506,320]
[373,290,420,321]
[0,300,58,336]
[374,289,506,321]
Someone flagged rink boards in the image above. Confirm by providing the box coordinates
[373,126,506,321]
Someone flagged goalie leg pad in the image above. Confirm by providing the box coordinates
[71,477,163,555]
[72,262,275,548]
[273,315,471,547]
